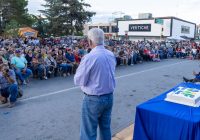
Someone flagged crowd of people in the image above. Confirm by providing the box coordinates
[0,36,200,107]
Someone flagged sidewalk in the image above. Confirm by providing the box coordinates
[112,124,134,140]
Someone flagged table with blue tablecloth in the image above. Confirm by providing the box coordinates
[133,83,200,140]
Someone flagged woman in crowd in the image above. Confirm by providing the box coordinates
[44,52,57,78]
[113,47,121,66]
[25,50,33,69]
[33,53,48,80]
[56,50,69,77]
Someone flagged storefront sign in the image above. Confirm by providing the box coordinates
[129,24,151,32]
[24,32,36,37]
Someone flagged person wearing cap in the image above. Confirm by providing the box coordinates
[74,28,116,140]
[11,50,32,85]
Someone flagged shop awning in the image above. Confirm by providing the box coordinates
[167,36,186,41]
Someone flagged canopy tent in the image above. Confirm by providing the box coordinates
[18,27,38,38]
[167,36,186,41]
[181,36,193,40]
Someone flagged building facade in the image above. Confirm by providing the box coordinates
[83,23,118,39]
[196,25,200,40]
[117,17,196,41]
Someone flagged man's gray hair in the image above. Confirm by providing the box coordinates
[88,28,104,46]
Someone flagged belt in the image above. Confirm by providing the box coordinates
[84,92,113,97]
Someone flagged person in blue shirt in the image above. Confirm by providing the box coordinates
[66,48,75,62]
[11,50,32,85]
[74,28,116,140]
[65,48,78,74]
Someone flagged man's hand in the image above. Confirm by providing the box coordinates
[22,68,26,74]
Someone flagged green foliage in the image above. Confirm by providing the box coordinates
[40,0,95,36]
[4,19,20,37]
[31,15,49,37]
[0,0,35,34]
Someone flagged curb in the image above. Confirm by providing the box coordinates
[112,124,134,140]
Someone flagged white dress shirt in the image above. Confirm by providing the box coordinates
[74,45,116,96]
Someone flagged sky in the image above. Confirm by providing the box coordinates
[27,0,200,24]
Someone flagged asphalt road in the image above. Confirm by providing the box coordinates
[0,59,199,140]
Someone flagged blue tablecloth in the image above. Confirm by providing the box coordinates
[133,83,200,140]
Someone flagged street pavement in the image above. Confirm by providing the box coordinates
[0,59,199,140]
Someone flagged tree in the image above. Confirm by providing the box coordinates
[40,0,95,36]
[0,0,34,35]
[31,15,49,37]
[4,19,20,37]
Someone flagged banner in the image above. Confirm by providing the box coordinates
[18,27,38,38]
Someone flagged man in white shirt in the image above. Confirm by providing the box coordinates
[74,28,116,140]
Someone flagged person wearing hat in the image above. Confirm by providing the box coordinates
[11,50,32,85]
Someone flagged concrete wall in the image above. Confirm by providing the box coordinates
[118,19,171,37]
[172,19,196,38]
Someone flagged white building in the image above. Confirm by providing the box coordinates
[83,23,118,39]
[117,17,196,41]
[196,25,200,40]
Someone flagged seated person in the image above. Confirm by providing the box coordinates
[65,48,78,74]
[113,48,120,66]
[132,48,138,64]
[56,50,70,77]
[44,53,57,77]
[33,53,48,80]
[74,47,82,65]
[183,71,200,83]
[119,49,127,65]
[0,64,18,108]
[0,51,8,64]
[11,50,32,85]
[143,47,152,61]
[25,50,33,69]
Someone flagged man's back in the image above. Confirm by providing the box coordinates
[74,45,116,96]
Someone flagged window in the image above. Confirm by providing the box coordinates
[99,26,109,33]
[89,26,98,30]
[181,26,190,34]
[111,26,118,33]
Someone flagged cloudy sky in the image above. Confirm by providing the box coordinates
[28,0,200,24]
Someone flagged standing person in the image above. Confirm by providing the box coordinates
[74,28,116,140]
